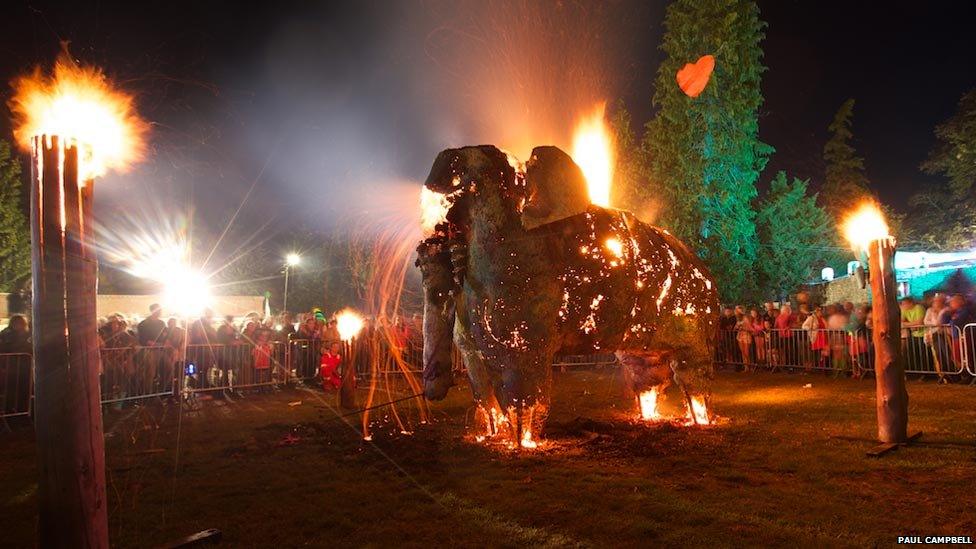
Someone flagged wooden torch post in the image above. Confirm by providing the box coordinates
[867,236,909,443]
[31,135,109,548]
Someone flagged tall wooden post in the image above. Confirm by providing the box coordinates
[31,135,109,548]
[867,236,909,443]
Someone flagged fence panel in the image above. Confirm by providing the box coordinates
[183,343,279,394]
[0,353,32,418]
[100,346,177,405]
[964,323,976,377]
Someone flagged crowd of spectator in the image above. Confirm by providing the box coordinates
[718,293,976,382]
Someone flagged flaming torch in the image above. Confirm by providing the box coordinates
[841,202,909,445]
[9,54,146,547]
[336,309,365,410]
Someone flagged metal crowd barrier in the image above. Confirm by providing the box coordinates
[183,342,288,394]
[101,346,179,405]
[0,353,32,419]
[553,353,618,370]
[717,325,973,378]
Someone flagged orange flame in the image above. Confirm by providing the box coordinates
[638,388,662,421]
[571,103,614,208]
[686,396,710,425]
[336,309,365,341]
[419,187,450,235]
[9,54,147,179]
[841,200,890,252]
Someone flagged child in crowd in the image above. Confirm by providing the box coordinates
[319,342,343,391]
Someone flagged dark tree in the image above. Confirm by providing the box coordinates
[905,89,976,251]
[755,172,832,299]
[821,99,872,220]
[644,0,771,303]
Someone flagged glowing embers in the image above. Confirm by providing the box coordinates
[474,404,544,450]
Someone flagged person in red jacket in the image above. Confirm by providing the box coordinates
[319,342,342,391]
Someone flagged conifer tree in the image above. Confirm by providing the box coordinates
[821,99,871,219]
[0,140,30,291]
[644,0,771,303]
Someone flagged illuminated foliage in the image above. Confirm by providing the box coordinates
[644,0,771,303]
[0,140,30,292]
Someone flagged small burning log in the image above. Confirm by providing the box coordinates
[843,202,909,443]
[9,54,146,547]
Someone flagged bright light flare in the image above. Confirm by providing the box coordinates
[638,389,662,421]
[420,187,450,235]
[9,54,147,179]
[162,268,212,318]
[572,103,614,208]
[336,309,365,341]
[285,253,301,266]
[842,201,890,252]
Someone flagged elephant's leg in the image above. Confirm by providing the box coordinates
[453,309,507,437]
[495,349,554,448]
[615,349,674,419]
[670,347,713,424]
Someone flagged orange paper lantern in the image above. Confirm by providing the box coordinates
[676,55,715,98]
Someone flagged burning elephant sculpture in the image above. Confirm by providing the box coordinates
[417,145,719,446]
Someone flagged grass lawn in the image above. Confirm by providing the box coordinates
[2,369,975,547]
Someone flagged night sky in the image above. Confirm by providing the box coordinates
[0,0,973,231]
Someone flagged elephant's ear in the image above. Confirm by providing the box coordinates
[521,146,591,230]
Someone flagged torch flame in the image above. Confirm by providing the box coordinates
[420,187,450,235]
[841,201,890,252]
[336,309,365,341]
[9,54,147,180]
[572,103,614,208]
[638,389,662,421]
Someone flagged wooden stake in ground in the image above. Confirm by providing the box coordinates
[867,236,909,443]
[31,136,109,547]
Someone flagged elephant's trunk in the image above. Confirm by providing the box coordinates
[416,237,457,400]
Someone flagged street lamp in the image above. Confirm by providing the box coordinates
[283,253,301,313]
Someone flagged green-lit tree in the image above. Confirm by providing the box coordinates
[821,99,872,220]
[0,140,31,292]
[644,0,771,303]
[755,172,833,299]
